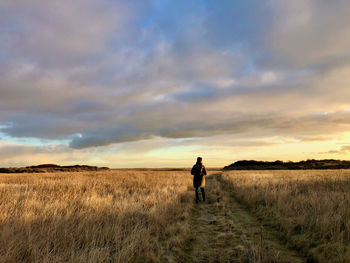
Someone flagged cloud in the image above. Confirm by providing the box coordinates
[1,0,350,167]
[0,0,129,64]
[66,109,350,149]
[267,0,350,69]
[324,145,350,155]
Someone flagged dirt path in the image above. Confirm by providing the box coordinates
[183,172,305,263]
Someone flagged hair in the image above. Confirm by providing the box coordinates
[197,157,202,163]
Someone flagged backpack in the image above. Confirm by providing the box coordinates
[191,163,203,176]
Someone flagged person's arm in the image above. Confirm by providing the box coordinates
[203,165,207,176]
[191,165,195,175]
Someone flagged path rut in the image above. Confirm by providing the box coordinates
[183,172,305,263]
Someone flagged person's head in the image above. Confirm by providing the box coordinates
[196,157,202,163]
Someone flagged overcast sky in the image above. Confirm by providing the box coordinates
[1,0,350,167]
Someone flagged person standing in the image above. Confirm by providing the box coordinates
[191,157,207,203]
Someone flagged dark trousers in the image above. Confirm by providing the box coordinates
[195,187,205,202]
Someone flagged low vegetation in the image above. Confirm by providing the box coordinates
[187,174,303,263]
[223,159,350,170]
[0,164,110,173]
[2,168,350,262]
[221,170,350,262]
[0,170,192,262]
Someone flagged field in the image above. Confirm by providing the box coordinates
[1,170,350,262]
[221,170,350,262]
[0,170,193,262]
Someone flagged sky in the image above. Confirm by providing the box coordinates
[1,0,350,168]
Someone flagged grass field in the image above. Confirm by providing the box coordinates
[221,170,350,262]
[0,170,193,262]
[1,170,350,262]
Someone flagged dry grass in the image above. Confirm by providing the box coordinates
[221,170,350,263]
[189,174,302,263]
[0,170,193,263]
[3,169,349,262]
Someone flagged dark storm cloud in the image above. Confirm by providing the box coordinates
[1,0,350,150]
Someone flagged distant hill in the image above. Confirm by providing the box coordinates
[0,164,110,173]
[223,159,350,170]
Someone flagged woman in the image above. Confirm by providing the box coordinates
[190,157,207,203]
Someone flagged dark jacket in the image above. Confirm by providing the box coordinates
[191,163,207,188]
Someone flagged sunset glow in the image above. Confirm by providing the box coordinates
[1,1,350,167]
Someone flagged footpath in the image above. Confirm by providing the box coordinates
[182,173,305,263]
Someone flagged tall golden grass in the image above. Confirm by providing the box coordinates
[0,170,192,262]
[221,170,350,263]
[3,169,350,262]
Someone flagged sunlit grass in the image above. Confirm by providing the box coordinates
[222,170,350,262]
[0,170,193,262]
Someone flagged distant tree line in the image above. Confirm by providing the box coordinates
[0,164,110,173]
[223,159,350,170]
